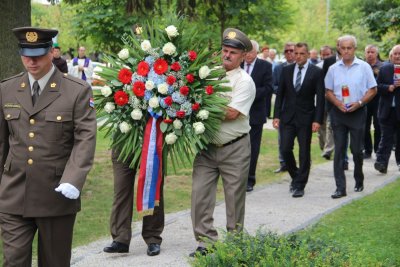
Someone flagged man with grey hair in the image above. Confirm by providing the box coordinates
[325,35,377,198]
[241,40,273,192]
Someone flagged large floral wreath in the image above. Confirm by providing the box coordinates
[95,18,229,215]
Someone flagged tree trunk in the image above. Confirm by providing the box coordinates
[0,0,31,80]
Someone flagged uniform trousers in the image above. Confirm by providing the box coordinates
[330,107,366,191]
[248,124,263,187]
[0,212,76,267]
[191,135,250,247]
[110,149,164,246]
[376,108,400,167]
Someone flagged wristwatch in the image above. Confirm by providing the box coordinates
[358,100,364,107]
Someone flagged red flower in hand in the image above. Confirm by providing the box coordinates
[188,51,197,61]
[186,74,195,83]
[137,61,150,76]
[153,58,168,75]
[133,81,145,97]
[205,85,214,95]
[164,96,173,106]
[163,118,173,124]
[170,62,181,71]
[166,75,176,85]
[192,102,200,111]
[118,68,133,84]
[179,86,190,96]
[176,110,186,118]
[114,90,129,106]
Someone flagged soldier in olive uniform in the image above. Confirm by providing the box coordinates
[0,27,96,267]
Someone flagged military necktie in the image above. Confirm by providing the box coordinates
[295,66,303,92]
[32,81,40,106]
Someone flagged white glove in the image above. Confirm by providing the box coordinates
[55,183,80,199]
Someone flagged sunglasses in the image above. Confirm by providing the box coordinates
[284,49,294,53]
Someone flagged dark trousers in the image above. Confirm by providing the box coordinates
[280,121,312,190]
[330,107,366,191]
[0,213,76,267]
[364,98,381,154]
[110,149,164,246]
[248,124,263,187]
[376,108,400,166]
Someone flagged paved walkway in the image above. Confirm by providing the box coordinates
[71,152,399,267]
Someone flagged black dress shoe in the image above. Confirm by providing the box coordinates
[274,166,288,173]
[147,243,161,256]
[331,190,347,199]
[189,246,209,257]
[354,184,364,192]
[322,153,331,160]
[292,189,304,198]
[374,162,387,174]
[103,241,129,253]
[246,185,254,192]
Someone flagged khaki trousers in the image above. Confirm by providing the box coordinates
[0,212,76,267]
[110,149,164,246]
[191,135,250,247]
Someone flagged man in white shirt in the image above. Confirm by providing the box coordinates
[68,46,94,85]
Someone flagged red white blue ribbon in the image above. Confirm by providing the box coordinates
[137,112,163,216]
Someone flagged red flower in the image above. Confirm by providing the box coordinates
[170,62,181,71]
[137,61,149,76]
[188,51,197,61]
[114,90,129,106]
[205,85,214,95]
[118,68,133,84]
[192,102,200,111]
[133,81,145,97]
[164,96,173,106]
[163,118,173,124]
[186,74,195,83]
[153,58,168,75]
[176,110,186,118]
[180,86,190,96]
[166,75,176,85]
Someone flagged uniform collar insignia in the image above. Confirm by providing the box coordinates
[21,82,26,88]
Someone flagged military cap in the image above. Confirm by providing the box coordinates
[222,28,252,52]
[12,27,58,57]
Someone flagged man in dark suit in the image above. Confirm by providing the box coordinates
[241,40,273,192]
[273,42,325,197]
[374,44,400,173]
[0,27,96,266]
[273,42,296,173]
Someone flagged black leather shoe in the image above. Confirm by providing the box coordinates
[274,166,288,173]
[322,153,331,160]
[374,162,387,174]
[331,190,347,199]
[354,184,364,192]
[246,185,254,192]
[292,189,304,198]
[103,241,129,253]
[147,243,161,256]
[189,246,209,257]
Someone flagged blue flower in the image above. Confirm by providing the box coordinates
[181,101,193,116]
[172,91,186,104]
[144,90,153,101]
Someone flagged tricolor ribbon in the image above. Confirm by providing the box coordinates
[137,111,163,217]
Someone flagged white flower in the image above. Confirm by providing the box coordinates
[193,122,205,134]
[165,132,178,144]
[157,83,168,94]
[100,85,112,97]
[131,109,143,120]
[173,119,183,129]
[162,42,176,55]
[104,102,115,113]
[149,96,159,108]
[145,80,155,90]
[165,25,179,38]
[119,121,132,133]
[199,66,211,79]
[135,26,143,35]
[118,48,129,60]
[141,40,152,52]
[196,109,209,120]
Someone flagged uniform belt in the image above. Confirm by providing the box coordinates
[214,133,248,148]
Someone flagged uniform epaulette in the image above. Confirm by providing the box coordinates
[1,72,24,83]
[62,73,90,87]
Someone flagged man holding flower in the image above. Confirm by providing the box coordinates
[190,28,256,257]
